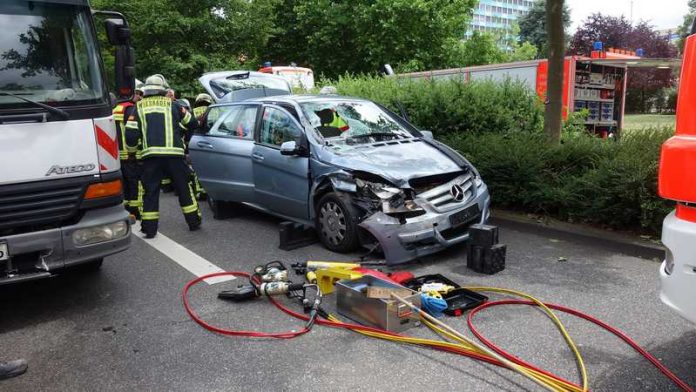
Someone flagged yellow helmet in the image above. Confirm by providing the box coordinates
[195,93,213,105]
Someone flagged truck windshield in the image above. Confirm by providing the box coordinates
[0,1,106,111]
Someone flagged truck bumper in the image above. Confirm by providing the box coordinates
[359,187,490,265]
[660,210,696,324]
[0,205,131,285]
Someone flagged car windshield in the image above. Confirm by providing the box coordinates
[300,100,414,146]
[0,1,107,110]
[209,73,291,96]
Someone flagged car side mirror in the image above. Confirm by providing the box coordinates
[280,140,299,156]
[420,130,434,139]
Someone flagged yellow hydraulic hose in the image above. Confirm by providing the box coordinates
[325,314,582,392]
[462,287,589,392]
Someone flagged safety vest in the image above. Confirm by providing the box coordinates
[193,105,208,118]
[113,102,134,160]
[125,96,196,158]
[328,112,349,131]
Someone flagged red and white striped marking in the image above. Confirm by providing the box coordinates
[94,117,120,172]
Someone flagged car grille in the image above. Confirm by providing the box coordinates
[416,173,475,213]
[0,177,88,231]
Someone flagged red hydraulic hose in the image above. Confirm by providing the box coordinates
[182,271,311,339]
[183,272,581,390]
[467,300,694,392]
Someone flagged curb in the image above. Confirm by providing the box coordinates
[489,210,665,261]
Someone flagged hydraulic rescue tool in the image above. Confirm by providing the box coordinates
[217,261,323,315]
[183,261,694,392]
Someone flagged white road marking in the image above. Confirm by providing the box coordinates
[135,232,234,285]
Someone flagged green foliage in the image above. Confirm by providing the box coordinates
[677,0,696,52]
[446,29,537,69]
[264,0,476,78]
[91,0,280,96]
[518,0,571,57]
[327,75,544,137]
[443,127,675,234]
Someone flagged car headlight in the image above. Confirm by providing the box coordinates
[356,178,401,200]
[72,221,129,246]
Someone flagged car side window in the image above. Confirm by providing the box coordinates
[203,106,227,133]
[259,107,302,147]
[209,106,257,139]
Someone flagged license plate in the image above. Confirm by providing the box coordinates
[449,204,480,228]
[0,242,8,261]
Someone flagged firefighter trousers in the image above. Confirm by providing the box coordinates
[140,156,201,236]
[121,159,142,218]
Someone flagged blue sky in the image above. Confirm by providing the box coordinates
[567,0,689,31]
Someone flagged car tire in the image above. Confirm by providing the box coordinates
[207,195,226,220]
[316,192,360,253]
[207,195,237,220]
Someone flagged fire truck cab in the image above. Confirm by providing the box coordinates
[658,23,696,324]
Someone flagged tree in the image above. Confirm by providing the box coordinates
[544,0,564,144]
[445,27,538,69]
[91,0,280,96]
[569,14,678,113]
[677,0,696,53]
[518,0,571,58]
[263,0,477,78]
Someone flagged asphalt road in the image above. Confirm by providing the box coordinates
[1,193,694,392]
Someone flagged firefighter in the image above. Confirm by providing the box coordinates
[113,80,143,218]
[125,74,201,238]
[178,98,208,201]
[193,93,213,119]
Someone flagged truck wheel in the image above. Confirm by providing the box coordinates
[316,192,359,253]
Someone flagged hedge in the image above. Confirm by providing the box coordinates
[330,74,544,137]
[326,75,675,235]
[442,128,675,235]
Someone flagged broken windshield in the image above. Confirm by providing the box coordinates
[300,100,414,146]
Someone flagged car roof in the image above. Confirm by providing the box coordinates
[208,94,372,108]
[250,94,371,104]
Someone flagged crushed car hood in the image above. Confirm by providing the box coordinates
[317,139,464,187]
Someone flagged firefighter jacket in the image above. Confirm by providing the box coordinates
[125,95,197,159]
[113,101,134,160]
[193,105,208,118]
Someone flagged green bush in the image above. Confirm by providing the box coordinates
[443,127,675,234]
[327,75,544,137]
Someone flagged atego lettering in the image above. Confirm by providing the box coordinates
[45,164,96,176]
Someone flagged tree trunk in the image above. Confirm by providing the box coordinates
[544,0,564,145]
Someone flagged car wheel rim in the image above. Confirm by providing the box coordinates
[320,201,346,246]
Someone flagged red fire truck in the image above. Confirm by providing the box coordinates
[401,46,676,137]
[658,25,696,324]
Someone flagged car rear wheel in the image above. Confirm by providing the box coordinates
[316,192,359,253]
[207,195,236,220]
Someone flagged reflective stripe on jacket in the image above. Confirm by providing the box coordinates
[125,96,197,158]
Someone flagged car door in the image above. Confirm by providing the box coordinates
[251,105,310,220]
[189,104,260,202]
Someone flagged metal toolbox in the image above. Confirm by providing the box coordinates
[336,275,421,332]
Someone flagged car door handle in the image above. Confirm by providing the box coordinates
[196,141,214,149]
[251,152,264,161]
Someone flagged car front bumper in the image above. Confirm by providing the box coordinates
[0,205,131,285]
[359,184,491,265]
[660,210,696,324]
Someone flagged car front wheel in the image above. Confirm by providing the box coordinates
[316,192,359,253]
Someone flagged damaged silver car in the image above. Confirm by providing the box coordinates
[190,73,490,264]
